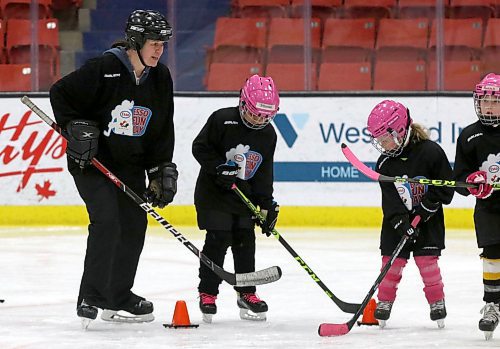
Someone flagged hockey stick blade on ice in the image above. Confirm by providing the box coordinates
[232,184,361,314]
[20,96,282,288]
[341,143,500,189]
[318,216,420,336]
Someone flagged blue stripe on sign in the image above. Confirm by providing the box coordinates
[274,162,377,182]
[273,113,298,148]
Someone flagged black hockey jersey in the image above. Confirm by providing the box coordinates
[377,139,454,256]
[193,107,276,215]
[50,47,174,174]
[453,121,500,247]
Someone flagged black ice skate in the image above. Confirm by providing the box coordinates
[479,302,500,340]
[199,293,217,323]
[77,300,98,329]
[374,301,393,329]
[101,298,154,324]
[430,299,447,329]
[237,292,268,321]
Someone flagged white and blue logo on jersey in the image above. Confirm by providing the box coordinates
[225,144,263,180]
[103,100,152,137]
[395,175,428,211]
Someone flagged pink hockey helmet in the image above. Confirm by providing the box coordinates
[473,73,500,127]
[367,100,412,157]
[239,74,280,130]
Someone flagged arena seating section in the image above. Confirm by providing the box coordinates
[205,0,500,91]
[4,0,500,92]
[0,0,79,91]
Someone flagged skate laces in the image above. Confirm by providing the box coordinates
[480,303,500,322]
[430,300,445,311]
[377,301,393,311]
[200,293,217,305]
[242,293,262,304]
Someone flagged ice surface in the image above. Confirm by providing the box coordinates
[0,226,493,348]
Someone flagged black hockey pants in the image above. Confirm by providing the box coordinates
[198,228,256,295]
[73,166,147,311]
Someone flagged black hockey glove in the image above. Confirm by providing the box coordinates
[65,119,100,169]
[215,163,239,189]
[260,202,279,237]
[390,214,418,241]
[411,196,441,223]
[145,162,178,208]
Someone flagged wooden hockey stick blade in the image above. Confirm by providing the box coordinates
[341,143,497,189]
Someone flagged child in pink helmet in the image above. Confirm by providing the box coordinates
[453,73,500,340]
[366,100,454,329]
[192,75,280,323]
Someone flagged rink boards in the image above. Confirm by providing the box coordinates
[0,95,478,227]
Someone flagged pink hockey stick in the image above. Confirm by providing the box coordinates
[318,216,420,337]
[340,143,490,189]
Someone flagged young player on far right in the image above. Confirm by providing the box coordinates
[453,73,500,340]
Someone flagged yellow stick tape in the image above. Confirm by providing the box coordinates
[0,205,473,229]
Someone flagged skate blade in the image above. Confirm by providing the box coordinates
[101,309,154,323]
[239,308,266,321]
[378,320,387,329]
[484,331,494,341]
[81,318,92,330]
[202,313,213,323]
[436,319,445,329]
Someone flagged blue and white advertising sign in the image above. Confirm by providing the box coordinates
[0,96,476,208]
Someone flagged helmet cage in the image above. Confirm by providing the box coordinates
[370,127,408,157]
[239,100,275,130]
[474,77,500,126]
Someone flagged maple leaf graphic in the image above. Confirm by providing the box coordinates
[35,180,56,201]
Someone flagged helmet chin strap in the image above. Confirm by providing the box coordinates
[134,42,150,68]
[402,126,412,147]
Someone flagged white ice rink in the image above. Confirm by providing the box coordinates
[0,226,494,348]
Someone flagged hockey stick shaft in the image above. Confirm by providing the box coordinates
[20,96,281,288]
[318,216,421,336]
[341,143,500,189]
[232,184,361,314]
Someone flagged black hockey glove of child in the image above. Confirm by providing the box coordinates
[411,196,441,223]
[390,214,419,241]
[215,162,239,189]
[259,202,280,237]
[145,162,178,208]
[65,119,100,169]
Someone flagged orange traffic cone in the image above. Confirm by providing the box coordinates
[163,300,199,328]
[357,298,379,326]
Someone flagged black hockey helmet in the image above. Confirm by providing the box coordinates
[125,10,172,51]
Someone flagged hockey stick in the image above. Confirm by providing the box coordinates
[20,96,282,288]
[318,216,421,336]
[232,184,361,314]
[341,143,500,189]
